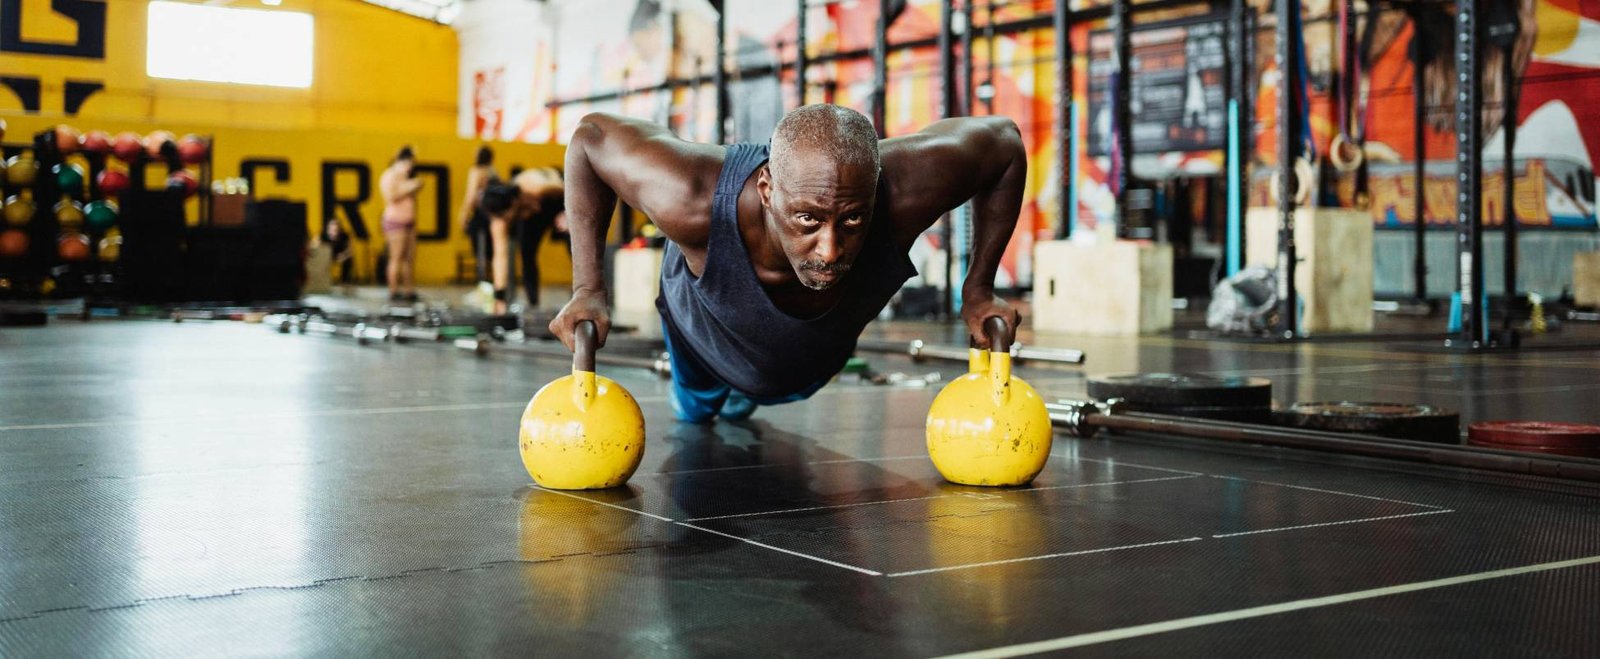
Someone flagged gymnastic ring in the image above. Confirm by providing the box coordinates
[1330,133,1364,173]
[1268,158,1316,207]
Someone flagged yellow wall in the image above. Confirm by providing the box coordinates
[2,0,576,287]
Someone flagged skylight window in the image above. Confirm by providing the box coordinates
[146,1,314,88]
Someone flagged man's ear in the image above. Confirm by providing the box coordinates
[756,166,773,209]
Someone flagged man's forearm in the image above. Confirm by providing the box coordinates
[963,133,1027,294]
[564,122,617,297]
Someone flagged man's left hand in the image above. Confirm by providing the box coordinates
[961,289,1020,350]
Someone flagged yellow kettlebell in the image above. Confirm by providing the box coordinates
[518,320,646,490]
[926,316,1052,486]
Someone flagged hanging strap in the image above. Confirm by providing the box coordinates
[1331,0,1368,174]
[1293,1,1316,164]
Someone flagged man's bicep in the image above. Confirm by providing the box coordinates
[884,121,1019,215]
[883,135,983,224]
[593,135,717,243]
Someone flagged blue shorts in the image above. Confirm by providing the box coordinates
[661,321,828,423]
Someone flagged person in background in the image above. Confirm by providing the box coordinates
[480,167,565,314]
[324,219,353,284]
[455,145,496,306]
[380,145,423,303]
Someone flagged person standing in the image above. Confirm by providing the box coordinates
[324,219,353,285]
[454,146,496,306]
[380,146,424,303]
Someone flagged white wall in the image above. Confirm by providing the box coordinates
[455,0,549,140]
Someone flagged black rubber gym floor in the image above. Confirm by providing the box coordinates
[3,319,1599,656]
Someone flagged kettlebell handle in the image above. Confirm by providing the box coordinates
[983,316,1013,354]
[573,320,597,373]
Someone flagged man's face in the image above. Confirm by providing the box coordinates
[758,149,878,291]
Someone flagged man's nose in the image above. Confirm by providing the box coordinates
[814,225,841,262]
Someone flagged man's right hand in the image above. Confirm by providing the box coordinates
[549,289,611,351]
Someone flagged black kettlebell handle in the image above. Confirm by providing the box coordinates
[984,316,1013,354]
[573,320,597,373]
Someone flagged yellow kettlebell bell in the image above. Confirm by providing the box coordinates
[518,320,646,490]
[926,316,1052,486]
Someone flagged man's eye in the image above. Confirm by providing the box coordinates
[843,214,864,226]
[797,213,818,223]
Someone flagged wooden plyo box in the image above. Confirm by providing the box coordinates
[613,247,664,333]
[1032,240,1173,335]
[1576,252,1600,308]
[1246,207,1374,334]
[304,243,332,295]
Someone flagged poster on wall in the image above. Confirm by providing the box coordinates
[1348,0,1599,230]
[473,67,506,138]
[1086,15,1229,157]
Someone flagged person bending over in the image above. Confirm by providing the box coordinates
[550,104,1024,423]
[480,167,565,314]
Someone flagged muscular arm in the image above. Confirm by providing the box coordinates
[553,112,721,348]
[881,116,1028,345]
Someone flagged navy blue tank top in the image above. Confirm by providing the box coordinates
[656,143,917,397]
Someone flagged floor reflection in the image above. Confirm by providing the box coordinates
[654,420,908,644]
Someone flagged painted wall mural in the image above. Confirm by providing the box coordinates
[455,0,1600,289]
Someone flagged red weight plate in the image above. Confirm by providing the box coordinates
[1466,437,1600,459]
[1467,421,1600,449]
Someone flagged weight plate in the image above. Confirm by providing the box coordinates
[1272,402,1460,444]
[1466,421,1600,450]
[1465,437,1600,459]
[1087,373,1273,409]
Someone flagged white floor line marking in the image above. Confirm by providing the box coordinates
[532,487,675,522]
[673,522,883,576]
[650,454,928,477]
[1211,509,1455,538]
[0,396,673,432]
[886,538,1204,578]
[682,493,955,522]
[1209,475,1446,509]
[534,487,883,576]
[933,553,1600,658]
[1064,456,1206,476]
[1029,474,1202,491]
[682,474,1201,522]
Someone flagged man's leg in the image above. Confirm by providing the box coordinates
[471,219,491,283]
[383,229,405,299]
[489,218,512,314]
[521,214,552,308]
[660,322,730,424]
[720,376,830,421]
[402,230,418,297]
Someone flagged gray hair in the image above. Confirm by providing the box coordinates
[768,104,880,181]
